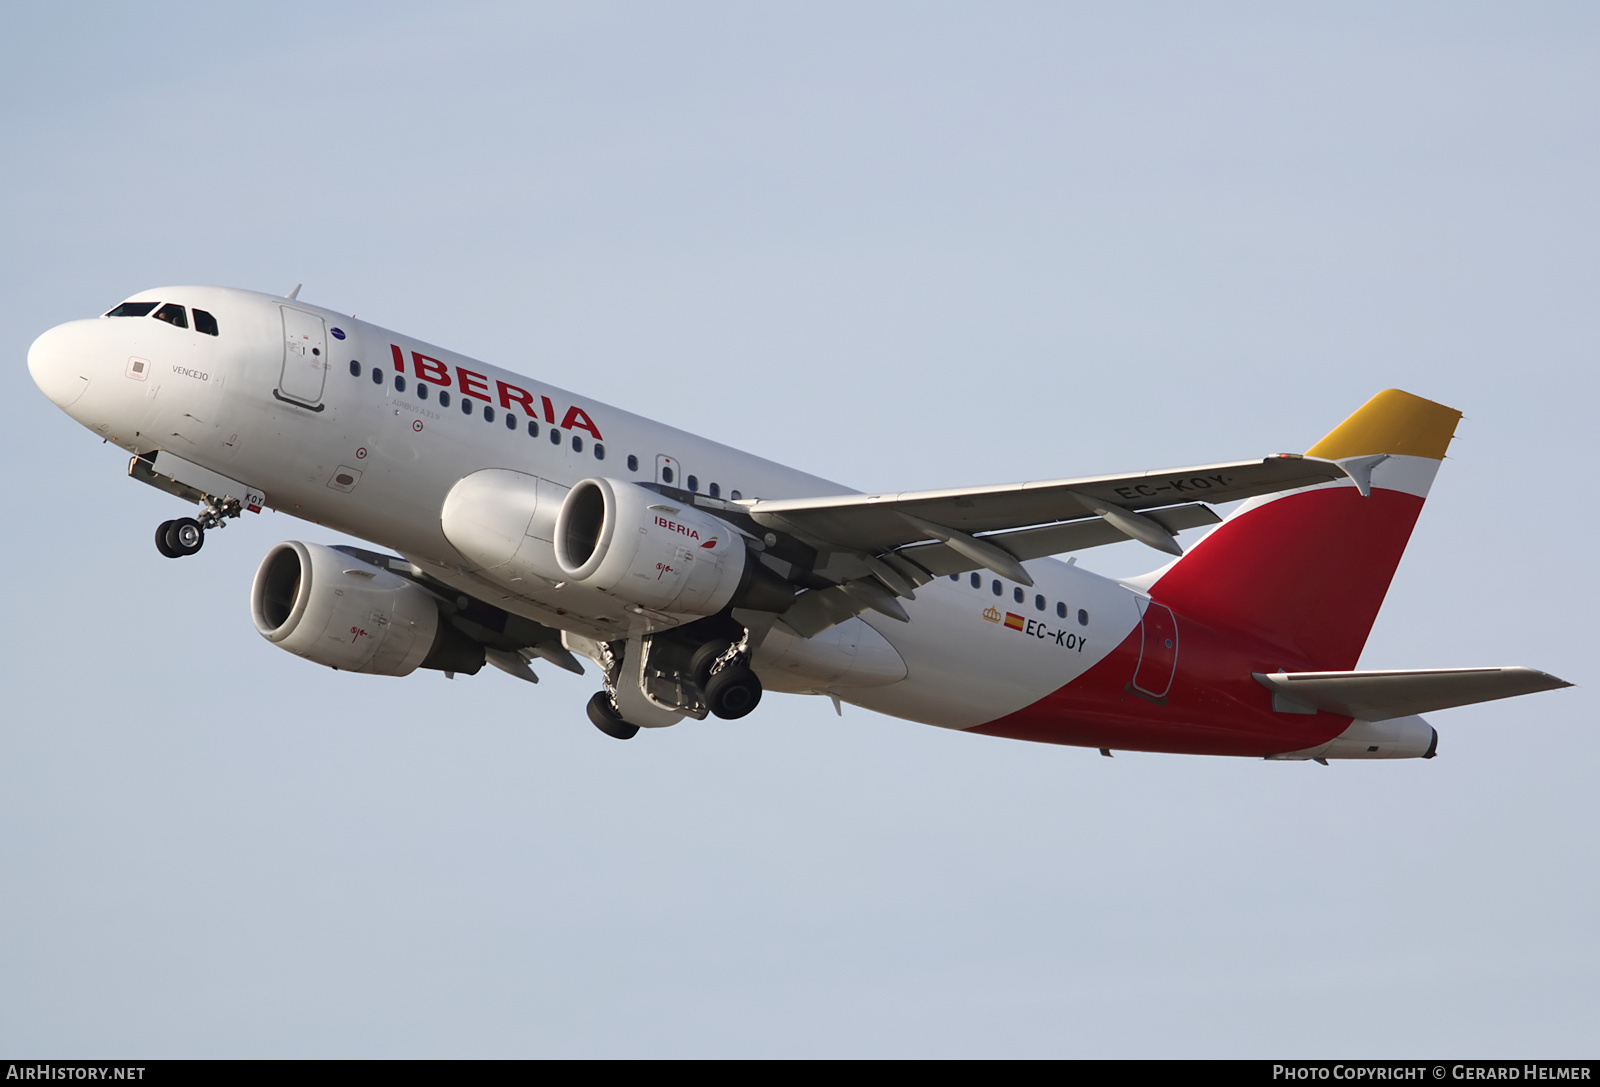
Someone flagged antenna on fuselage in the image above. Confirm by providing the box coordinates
[285,283,302,300]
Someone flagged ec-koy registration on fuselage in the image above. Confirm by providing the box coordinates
[29,285,1571,755]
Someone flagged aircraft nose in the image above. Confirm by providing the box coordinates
[28,322,92,408]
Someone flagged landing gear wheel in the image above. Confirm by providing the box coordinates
[690,639,733,688]
[706,665,763,720]
[154,520,180,558]
[586,691,639,740]
[166,517,204,557]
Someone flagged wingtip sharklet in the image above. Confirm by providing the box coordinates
[1306,389,1462,462]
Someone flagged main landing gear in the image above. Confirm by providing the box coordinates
[586,692,640,741]
[153,493,243,559]
[585,630,765,740]
[691,639,764,721]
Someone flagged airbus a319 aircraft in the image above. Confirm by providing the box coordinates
[28,286,1570,756]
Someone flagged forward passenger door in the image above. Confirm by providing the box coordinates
[275,306,328,411]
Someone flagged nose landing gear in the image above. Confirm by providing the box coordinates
[155,517,205,558]
[152,493,242,558]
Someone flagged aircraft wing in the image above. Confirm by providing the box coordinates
[728,454,1352,636]
[743,455,1343,554]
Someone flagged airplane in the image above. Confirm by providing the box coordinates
[27,285,1571,757]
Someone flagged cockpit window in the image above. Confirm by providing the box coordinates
[151,303,188,329]
[105,301,158,318]
[192,308,219,336]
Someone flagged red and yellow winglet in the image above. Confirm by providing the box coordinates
[1306,389,1462,462]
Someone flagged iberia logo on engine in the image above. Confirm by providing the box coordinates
[655,516,701,540]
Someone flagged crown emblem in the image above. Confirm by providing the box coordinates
[982,606,1002,623]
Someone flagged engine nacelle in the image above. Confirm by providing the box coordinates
[439,468,567,585]
[554,478,747,616]
[251,541,444,675]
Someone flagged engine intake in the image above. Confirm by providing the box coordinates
[554,478,755,616]
[251,541,479,675]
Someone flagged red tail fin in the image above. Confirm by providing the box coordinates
[1149,390,1462,671]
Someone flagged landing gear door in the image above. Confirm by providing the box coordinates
[1131,599,1179,701]
[275,306,328,411]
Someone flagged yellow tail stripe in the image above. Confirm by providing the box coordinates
[1306,389,1462,461]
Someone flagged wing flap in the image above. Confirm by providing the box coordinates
[1252,667,1572,721]
[898,503,1221,576]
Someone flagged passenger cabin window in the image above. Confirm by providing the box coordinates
[349,360,361,377]
[594,443,605,460]
[730,490,741,500]
[152,303,188,329]
[105,301,158,318]
[417,383,428,400]
[192,309,219,336]
[627,454,639,472]
[970,573,981,589]
[1013,587,1024,604]
[439,391,451,408]
[527,421,539,438]
[572,436,583,452]
[1056,602,1067,619]
[708,482,720,499]
[394,375,406,392]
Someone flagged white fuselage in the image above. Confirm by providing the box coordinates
[29,286,1140,730]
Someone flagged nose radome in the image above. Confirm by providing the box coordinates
[28,322,92,408]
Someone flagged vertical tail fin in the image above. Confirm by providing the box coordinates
[1150,390,1462,670]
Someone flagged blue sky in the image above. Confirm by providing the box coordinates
[2,2,1595,1056]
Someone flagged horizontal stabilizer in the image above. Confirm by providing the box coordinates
[1253,667,1571,721]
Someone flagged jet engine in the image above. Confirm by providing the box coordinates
[251,541,480,675]
[554,478,761,616]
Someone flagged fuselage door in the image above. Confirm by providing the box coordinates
[276,306,328,410]
[656,454,681,488]
[1131,599,1179,700]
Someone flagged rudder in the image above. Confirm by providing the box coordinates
[1149,390,1462,671]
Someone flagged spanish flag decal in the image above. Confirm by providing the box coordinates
[1004,612,1026,631]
